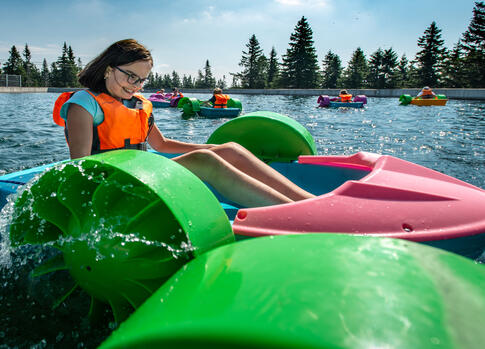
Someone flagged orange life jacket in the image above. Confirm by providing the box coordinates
[421,89,434,96]
[53,90,153,154]
[339,93,352,102]
[213,94,230,108]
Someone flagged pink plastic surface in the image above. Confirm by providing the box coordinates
[148,93,171,101]
[233,152,485,242]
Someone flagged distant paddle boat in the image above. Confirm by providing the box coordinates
[317,94,367,108]
[148,94,182,108]
[148,93,171,108]
[177,97,242,119]
[399,94,448,106]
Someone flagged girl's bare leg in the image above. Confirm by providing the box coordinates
[173,149,293,207]
[209,142,315,201]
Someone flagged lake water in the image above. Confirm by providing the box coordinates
[1,92,484,188]
[0,92,484,347]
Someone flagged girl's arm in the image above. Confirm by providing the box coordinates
[147,124,214,153]
[66,104,94,159]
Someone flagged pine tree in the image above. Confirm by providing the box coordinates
[321,50,342,88]
[407,61,421,87]
[145,72,156,89]
[49,42,79,87]
[59,42,70,87]
[23,44,42,86]
[461,1,485,87]
[147,72,164,90]
[238,34,267,88]
[162,74,172,88]
[195,70,205,88]
[381,48,398,88]
[3,45,25,76]
[415,21,446,87]
[267,47,280,88]
[67,45,80,87]
[367,48,384,88]
[22,44,33,86]
[49,62,60,86]
[396,55,409,87]
[342,47,368,88]
[280,16,320,88]
[230,73,241,88]
[216,75,227,89]
[203,60,216,88]
[182,74,194,88]
[171,70,181,88]
[41,59,50,87]
[442,41,467,87]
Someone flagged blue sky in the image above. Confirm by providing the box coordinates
[0,0,478,81]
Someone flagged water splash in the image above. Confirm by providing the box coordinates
[0,161,198,347]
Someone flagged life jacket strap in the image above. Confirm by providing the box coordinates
[124,139,148,151]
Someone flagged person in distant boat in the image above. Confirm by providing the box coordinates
[171,88,183,99]
[52,39,314,207]
[156,88,165,94]
[202,88,230,108]
[417,86,436,99]
[338,90,352,103]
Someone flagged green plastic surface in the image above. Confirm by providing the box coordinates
[399,94,412,105]
[10,150,234,322]
[100,234,485,349]
[437,94,447,99]
[178,97,201,118]
[207,111,317,162]
[227,98,242,109]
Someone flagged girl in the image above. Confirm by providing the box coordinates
[55,39,314,207]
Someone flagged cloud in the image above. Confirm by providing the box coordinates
[28,44,60,56]
[152,63,171,74]
[274,0,329,8]
[179,6,266,26]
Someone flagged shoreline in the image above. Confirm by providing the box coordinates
[1,87,485,100]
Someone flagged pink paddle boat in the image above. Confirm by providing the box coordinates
[230,151,485,258]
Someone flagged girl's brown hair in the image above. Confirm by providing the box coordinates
[78,39,153,93]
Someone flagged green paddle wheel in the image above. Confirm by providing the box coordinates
[9,150,234,323]
[100,234,485,348]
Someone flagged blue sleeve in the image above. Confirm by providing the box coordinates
[60,90,104,126]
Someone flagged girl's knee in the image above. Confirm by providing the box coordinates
[213,142,248,156]
[178,149,225,167]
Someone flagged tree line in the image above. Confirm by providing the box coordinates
[234,2,485,89]
[2,2,483,89]
[1,42,82,87]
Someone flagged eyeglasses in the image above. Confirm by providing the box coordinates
[114,66,148,86]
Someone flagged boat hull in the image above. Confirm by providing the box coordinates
[329,101,364,108]
[198,107,241,118]
[150,100,171,108]
[410,98,448,106]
